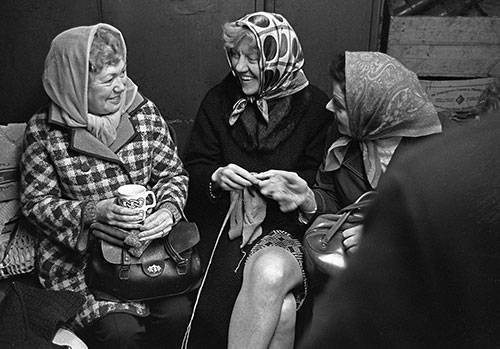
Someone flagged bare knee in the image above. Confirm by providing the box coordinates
[244,247,301,296]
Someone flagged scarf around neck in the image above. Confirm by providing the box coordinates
[43,23,138,146]
[324,51,442,188]
[227,12,309,125]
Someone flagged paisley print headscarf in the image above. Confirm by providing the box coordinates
[43,23,138,146]
[227,12,309,125]
[324,51,442,188]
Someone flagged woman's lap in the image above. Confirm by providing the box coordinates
[79,294,192,349]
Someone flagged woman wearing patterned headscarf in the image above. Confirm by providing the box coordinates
[183,12,332,349]
[21,24,189,348]
[258,51,444,256]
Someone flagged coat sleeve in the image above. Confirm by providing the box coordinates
[294,87,334,187]
[312,124,342,213]
[184,89,231,217]
[144,101,188,222]
[21,114,85,250]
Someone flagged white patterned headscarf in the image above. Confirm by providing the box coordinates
[227,12,309,125]
[324,51,442,188]
[43,23,138,146]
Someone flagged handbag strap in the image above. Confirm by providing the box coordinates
[321,191,376,245]
[163,237,189,275]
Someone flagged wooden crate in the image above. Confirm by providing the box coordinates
[420,77,498,113]
[387,16,500,78]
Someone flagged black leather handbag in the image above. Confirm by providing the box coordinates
[303,191,376,282]
[86,221,202,302]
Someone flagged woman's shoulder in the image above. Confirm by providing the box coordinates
[292,84,330,111]
[199,74,240,104]
[28,105,49,122]
[26,105,51,132]
[129,92,156,116]
[290,84,333,126]
[129,93,167,124]
[305,83,330,103]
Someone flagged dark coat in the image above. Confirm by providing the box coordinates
[299,113,500,348]
[313,113,457,213]
[183,73,333,347]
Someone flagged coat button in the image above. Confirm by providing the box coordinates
[80,163,91,172]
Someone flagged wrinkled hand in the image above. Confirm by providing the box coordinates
[90,222,129,247]
[137,208,175,242]
[254,170,314,213]
[211,164,259,191]
[342,223,364,255]
[95,197,143,230]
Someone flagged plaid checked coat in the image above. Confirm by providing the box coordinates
[20,94,188,330]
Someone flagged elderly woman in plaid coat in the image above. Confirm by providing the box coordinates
[21,24,189,349]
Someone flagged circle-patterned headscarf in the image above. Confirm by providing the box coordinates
[227,12,309,125]
[324,51,442,188]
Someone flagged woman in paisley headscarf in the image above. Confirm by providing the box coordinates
[258,51,444,256]
[183,12,332,349]
[21,24,189,348]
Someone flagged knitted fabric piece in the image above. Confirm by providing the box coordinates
[228,187,267,248]
[0,282,84,348]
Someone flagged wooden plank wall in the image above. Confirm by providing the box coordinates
[387,16,500,78]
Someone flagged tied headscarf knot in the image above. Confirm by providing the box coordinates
[229,97,269,125]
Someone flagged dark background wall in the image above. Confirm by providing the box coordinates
[0,0,382,156]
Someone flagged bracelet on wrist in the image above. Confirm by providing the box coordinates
[208,180,222,200]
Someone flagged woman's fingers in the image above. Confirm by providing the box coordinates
[214,164,259,190]
[139,209,173,241]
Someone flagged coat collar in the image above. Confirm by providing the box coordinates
[48,93,145,163]
[70,113,137,163]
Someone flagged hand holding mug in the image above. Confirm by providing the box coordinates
[116,184,157,223]
[95,184,156,229]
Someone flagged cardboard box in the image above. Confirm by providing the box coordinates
[387,16,500,78]
[419,77,498,113]
[0,123,26,202]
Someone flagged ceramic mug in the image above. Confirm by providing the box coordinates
[116,184,156,223]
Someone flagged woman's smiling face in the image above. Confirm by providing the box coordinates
[88,59,127,115]
[228,39,260,97]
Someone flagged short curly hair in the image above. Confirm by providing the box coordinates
[222,21,258,53]
[89,27,125,75]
